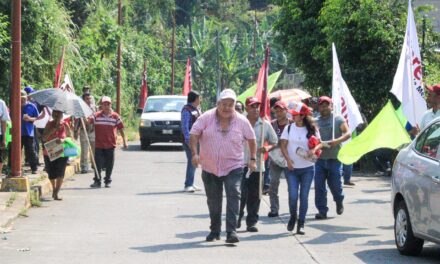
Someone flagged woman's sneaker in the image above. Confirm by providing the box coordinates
[287,216,296,231]
[184,186,195,192]
[297,220,305,235]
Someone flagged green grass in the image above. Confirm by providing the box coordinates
[5,192,17,208]
[29,173,48,186]
[29,190,42,207]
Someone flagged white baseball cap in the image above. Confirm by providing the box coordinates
[218,89,237,102]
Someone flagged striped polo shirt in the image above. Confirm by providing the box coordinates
[92,110,124,149]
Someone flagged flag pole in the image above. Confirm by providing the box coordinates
[259,44,269,199]
[80,118,98,180]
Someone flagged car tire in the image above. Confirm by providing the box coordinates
[394,200,424,256]
[140,140,150,150]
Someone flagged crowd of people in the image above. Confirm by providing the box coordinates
[0,86,127,199]
[179,88,355,243]
[179,84,440,244]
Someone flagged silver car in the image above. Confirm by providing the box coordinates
[391,117,440,256]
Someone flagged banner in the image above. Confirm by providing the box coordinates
[337,101,411,164]
[390,0,427,126]
[332,43,363,136]
[182,57,191,96]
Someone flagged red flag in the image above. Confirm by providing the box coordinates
[138,62,148,110]
[53,47,65,88]
[182,57,192,96]
[254,45,270,119]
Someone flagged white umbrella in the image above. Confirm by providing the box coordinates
[29,88,93,117]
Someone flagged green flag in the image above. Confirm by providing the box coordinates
[237,70,282,104]
[5,121,11,146]
[338,101,411,164]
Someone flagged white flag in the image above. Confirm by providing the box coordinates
[332,43,364,138]
[60,74,75,93]
[390,0,427,127]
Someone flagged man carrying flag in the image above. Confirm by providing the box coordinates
[314,96,351,220]
[238,96,277,232]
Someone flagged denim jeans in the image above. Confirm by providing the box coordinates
[263,159,270,188]
[240,167,262,227]
[314,159,344,215]
[285,166,314,221]
[269,162,285,214]
[182,142,196,187]
[94,148,115,184]
[342,164,353,184]
[202,168,243,233]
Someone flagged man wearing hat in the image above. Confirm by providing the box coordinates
[267,100,291,218]
[189,89,257,244]
[420,84,440,130]
[238,97,277,233]
[314,96,351,219]
[89,96,127,188]
[21,90,40,174]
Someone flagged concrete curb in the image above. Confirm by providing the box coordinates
[0,159,80,231]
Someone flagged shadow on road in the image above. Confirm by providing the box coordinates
[125,143,183,152]
[349,199,390,205]
[137,191,206,196]
[130,241,227,253]
[175,214,210,219]
[354,246,440,263]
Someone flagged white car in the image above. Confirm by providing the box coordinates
[391,117,440,256]
[139,95,186,149]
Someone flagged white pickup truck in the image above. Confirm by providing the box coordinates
[138,95,187,149]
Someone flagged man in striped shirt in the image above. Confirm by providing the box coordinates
[190,89,257,244]
[89,96,127,188]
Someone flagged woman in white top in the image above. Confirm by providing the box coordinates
[280,102,322,235]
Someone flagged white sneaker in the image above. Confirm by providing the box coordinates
[184,186,195,192]
[192,185,202,191]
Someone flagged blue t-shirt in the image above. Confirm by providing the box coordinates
[21,102,39,137]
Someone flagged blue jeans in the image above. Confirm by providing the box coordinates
[286,166,315,222]
[342,164,353,183]
[314,159,344,215]
[183,142,195,187]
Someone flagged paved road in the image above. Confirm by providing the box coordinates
[1,142,439,263]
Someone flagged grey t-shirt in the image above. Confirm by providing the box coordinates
[317,114,344,159]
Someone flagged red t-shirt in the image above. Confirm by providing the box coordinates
[43,120,68,156]
[91,111,124,149]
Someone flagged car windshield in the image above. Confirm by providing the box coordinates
[143,97,186,113]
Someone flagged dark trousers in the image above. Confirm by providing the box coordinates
[202,168,242,233]
[22,136,38,171]
[240,167,262,227]
[94,148,115,184]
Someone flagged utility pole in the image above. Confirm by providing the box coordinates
[253,9,257,81]
[188,2,195,84]
[10,0,21,178]
[116,0,122,114]
[216,30,221,101]
[171,10,175,95]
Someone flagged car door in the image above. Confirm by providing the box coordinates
[403,128,433,235]
[424,123,440,239]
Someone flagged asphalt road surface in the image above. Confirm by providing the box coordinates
[1,142,439,263]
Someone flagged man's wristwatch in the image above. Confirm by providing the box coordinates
[250,157,256,161]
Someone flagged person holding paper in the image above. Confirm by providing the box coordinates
[43,110,71,201]
[280,102,321,235]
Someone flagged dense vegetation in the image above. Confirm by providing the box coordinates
[0,0,287,123]
[0,0,439,122]
[275,0,440,118]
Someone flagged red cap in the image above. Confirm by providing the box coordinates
[318,96,332,105]
[273,100,288,110]
[245,97,261,106]
[290,102,311,116]
[427,84,440,95]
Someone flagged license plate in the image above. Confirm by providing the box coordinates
[162,129,173,135]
